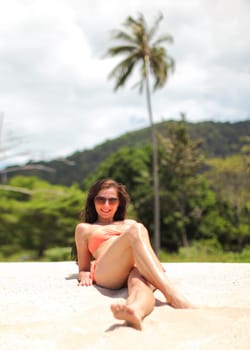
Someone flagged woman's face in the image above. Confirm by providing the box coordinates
[94,187,120,224]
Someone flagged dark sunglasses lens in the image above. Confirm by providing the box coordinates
[108,198,118,204]
[95,196,118,205]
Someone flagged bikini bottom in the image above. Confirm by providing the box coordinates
[90,260,97,283]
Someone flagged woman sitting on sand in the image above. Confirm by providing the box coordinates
[75,178,194,330]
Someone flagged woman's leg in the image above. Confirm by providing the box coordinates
[95,222,194,308]
[111,267,155,330]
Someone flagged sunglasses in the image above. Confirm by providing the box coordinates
[95,196,119,205]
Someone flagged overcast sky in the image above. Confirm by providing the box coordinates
[0,0,249,169]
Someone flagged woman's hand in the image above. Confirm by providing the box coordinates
[78,271,93,286]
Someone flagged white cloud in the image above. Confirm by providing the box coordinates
[0,0,249,169]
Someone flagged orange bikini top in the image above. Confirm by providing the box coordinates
[88,230,121,254]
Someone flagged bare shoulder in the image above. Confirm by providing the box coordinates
[75,222,91,231]
[75,222,93,238]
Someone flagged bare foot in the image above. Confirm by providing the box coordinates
[111,303,142,330]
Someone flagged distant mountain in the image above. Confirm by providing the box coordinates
[4,120,250,186]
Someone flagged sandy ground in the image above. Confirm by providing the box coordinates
[0,261,250,350]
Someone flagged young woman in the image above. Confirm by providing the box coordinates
[75,178,194,330]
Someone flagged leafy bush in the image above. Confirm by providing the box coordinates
[240,245,250,260]
[44,247,72,261]
[0,246,36,261]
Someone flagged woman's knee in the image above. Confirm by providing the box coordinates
[127,222,150,244]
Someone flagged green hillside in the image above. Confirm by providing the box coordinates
[4,120,250,186]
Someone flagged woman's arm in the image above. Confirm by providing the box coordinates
[75,223,92,286]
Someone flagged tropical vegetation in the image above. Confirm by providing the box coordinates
[1,119,249,262]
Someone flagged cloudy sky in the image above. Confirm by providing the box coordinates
[0,0,249,168]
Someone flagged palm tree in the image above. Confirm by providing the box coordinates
[105,13,175,254]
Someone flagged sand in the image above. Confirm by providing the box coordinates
[0,261,250,350]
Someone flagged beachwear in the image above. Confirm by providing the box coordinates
[88,230,121,282]
[88,230,165,283]
[88,230,121,255]
[90,260,97,282]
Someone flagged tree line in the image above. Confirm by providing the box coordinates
[3,120,250,187]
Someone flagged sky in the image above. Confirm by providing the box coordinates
[0,0,249,169]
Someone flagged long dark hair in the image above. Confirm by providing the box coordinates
[81,178,130,223]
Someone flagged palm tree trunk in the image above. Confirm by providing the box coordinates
[144,56,160,255]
